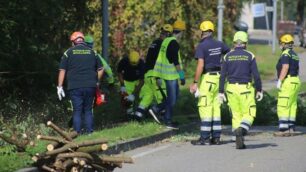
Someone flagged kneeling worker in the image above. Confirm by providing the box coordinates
[219,31,263,149]
[117,50,145,119]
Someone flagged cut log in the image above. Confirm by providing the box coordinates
[37,135,69,144]
[57,152,94,161]
[47,121,72,141]
[100,155,134,164]
[63,159,74,169]
[42,165,56,172]
[41,139,108,156]
[47,131,78,151]
[76,144,108,153]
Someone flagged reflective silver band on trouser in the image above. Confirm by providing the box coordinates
[201,126,212,131]
[212,117,222,130]
[279,116,289,129]
[240,120,251,131]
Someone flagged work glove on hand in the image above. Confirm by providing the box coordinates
[120,86,126,93]
[218,93,227,104]
[178,70,185,86]
[189,83,198,94]
[125,94,135,102]
[256,91,263,101]
[276,80,282,89]
[156,78,163,87]
[194,89,200,98]
[57,86,65,101]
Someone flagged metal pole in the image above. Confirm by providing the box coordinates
[217,0,224,41]
[272,0,277,54]
[102,0,109,62]
[264,3,271,45]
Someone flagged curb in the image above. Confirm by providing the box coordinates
[104,121,198,155]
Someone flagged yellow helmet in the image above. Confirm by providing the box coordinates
[280,34,294,44]
[199,21,214,32]
[173,20,186,31]
[129,50,140,66]
[233,31,248,43]
[162,24,173,33]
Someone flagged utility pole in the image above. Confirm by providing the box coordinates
[217,0,225,41]
[102,0,109,62]
[272,0,278,54]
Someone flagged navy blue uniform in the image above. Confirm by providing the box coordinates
[276,49,299,78]
[195,36,230,71]
[117,57,145,81]
[59,43,103,90]
[219,47,262,93]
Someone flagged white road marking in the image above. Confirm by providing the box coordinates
[131,144,171,159]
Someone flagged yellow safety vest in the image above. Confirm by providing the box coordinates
[151,37,182,80]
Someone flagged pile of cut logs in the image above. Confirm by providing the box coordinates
[32,121,134,172]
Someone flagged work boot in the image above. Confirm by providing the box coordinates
[211,138,221,145]
[273,130,291,137]
[165,122,179,130]
[191,137,211,146]
[235,127,246,149]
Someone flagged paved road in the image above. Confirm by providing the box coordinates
[115,126,306,172]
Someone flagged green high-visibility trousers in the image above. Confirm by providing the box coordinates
[226,83,256,131]
[198,73,221,139]
[138,77,166,109]
[277,76,301,130]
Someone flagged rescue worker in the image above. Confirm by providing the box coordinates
[84,35,114,85]
[57,31,103,134]
[151,19,186,129]
[219,31,263,149]
[135,25,173,122]
[189,20,230,145]
[274,34,301,137]
[117,50,145,119]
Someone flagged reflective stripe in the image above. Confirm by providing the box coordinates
[202,118,212,122]
[213,117,221,121]
[279,123,289,128]
[241,120,251,126]
[240,123,250,131]
[279,117,289,121]
[151,68,179,75]
[201,126,212,131]
[289,118,296,121]
[212,125,222,130]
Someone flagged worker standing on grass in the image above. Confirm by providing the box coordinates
[151,20,186,129]
[117,50,145,120]
[274,34,301,137]
[84,35,114,86]
[189,20,230,145]
[57,31,103,134]
[135,24,173,122]
[219,31,263,149]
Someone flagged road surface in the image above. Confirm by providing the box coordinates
[115,126,306,172]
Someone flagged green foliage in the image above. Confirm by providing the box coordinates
[0,153,32,172]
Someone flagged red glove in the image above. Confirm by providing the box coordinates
[95,87,106,106]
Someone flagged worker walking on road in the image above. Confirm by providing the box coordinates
[117,50,145,119]
[57,31,103,134]
[274,34,301,137]
[189,21,230,145]
[84,35,114,85]
[151,20,186,129]
[219,31,263,149]
[135,24,173,122]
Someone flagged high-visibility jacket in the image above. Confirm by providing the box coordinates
[98,54,114,84]
[151,37,182,80]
